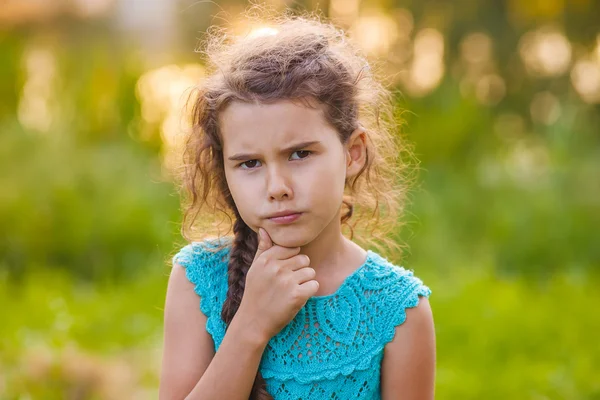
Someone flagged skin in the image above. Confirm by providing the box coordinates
[219,98,368,288]
[219,99,436,399]
[159,98,435,398]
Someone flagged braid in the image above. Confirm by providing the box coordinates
[220,209,273,400]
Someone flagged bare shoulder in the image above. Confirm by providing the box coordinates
[159,262,215,400]
[381,297,436,400]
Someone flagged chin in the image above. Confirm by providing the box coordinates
[267,227,315,248]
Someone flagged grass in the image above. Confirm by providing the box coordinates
[1,261,599,399]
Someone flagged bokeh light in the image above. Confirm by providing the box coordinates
[136,64,205,173]
[461,32,493,65]
[570,59,600,104]
[17,45,57,133]
[519,26,572,77]
[2,1,600,398]
[351,12,399,57]
[329,0,361,25]
[402,28,445,96]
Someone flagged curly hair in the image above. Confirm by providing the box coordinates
[174,7,416,399]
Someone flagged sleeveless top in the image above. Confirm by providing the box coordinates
[173,238,432,399]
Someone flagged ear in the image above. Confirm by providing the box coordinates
[345,127,367,180]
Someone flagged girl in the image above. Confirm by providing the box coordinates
[160,10,435,400]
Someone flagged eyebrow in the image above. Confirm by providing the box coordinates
[227,140,321,161]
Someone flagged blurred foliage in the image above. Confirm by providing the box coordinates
[1,0,599,398]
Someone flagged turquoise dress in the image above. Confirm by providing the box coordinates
[173,238,432,399]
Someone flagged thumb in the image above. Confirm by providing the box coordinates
[254,228,273,260]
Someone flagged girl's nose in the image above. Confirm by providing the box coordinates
[267,168,294,201]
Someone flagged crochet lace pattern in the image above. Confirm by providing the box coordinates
[173,239,432,399]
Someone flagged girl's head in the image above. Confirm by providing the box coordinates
[219,98,366,248]
[181,12,412,250]
[177,9,414,399]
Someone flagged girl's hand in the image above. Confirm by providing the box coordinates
[237,228,319,342]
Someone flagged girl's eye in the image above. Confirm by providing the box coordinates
[290,150,311,160]
[239,160,261,169]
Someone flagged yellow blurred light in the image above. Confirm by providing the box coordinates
[329,0,361,22]
[402,29,445,97]
[136,63,205,173]
[461,32,492,64]
[136,64,204,125]
[228,18,281,40]
[260,0,290,8]
[519,27,572,77]
[408,55,444,96]
[595,34,600,64]
[352,13,399,56]
[73,0,114,18]
[475,74,506,106]
[414,28,444,57]
[392,8,414,37]
[570,60,600,103]
[247,26,280,39]
[530,91,561,125]
[17,46,56,133]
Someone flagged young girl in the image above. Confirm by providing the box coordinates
[160,11,435,400]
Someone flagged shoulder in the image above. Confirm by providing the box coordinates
[363,251,432,307]
[172,236,233,269]
[171,236,233,302]
[365,252,435,399]
[359,250,433,349]
[380,296,436,400]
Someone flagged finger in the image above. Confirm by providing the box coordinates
[253,228,273,262]
[296,279,320,299]
[281,254,310,271]
[292,266,316,284]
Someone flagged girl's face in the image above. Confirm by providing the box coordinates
[220,100,363,248]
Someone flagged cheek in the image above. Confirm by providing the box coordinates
[308,156,346,207]
[224,171,255,217]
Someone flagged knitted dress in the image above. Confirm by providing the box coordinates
[173,238,432,399]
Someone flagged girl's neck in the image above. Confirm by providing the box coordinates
[298,214,367,279]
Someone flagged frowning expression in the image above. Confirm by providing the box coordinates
[220,100,350,247]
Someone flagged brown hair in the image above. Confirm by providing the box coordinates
[176,7,416,399]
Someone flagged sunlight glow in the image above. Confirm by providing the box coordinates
[72,0,114,17]
[136,64,205,173]
[570,60,600,103]
[329,0,361,24]
[352,13,399,56]
[402,28,445,97]
[246,26,280,39]
[519,27,572,77]
[461,32,492,64]
[17,46,56,133]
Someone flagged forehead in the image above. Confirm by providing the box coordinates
[219,100,338,153]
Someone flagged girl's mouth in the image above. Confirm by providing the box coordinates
[268,213,302,224]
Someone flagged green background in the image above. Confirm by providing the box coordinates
[1,0,599,398]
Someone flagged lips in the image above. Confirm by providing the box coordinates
[267,211,303,224]
[267,210,301,219]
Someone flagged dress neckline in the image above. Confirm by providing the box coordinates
[305,250,374,303]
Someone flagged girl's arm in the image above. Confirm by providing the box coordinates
[380,297,436,400]
[159,263,269,400]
